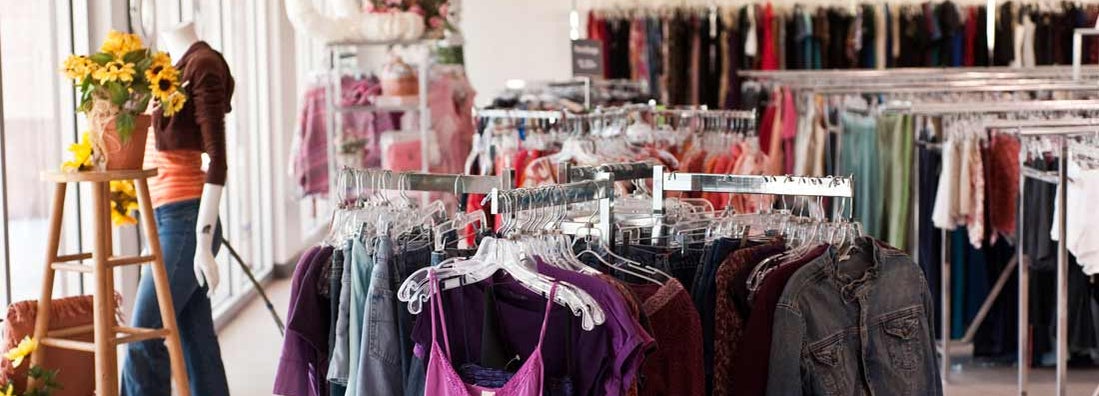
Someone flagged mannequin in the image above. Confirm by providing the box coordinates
[160,21,223,293]
[121,20,234,396]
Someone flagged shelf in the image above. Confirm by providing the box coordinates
[326,38,436,48]
[335,104,420,113]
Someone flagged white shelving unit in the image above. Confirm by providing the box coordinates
[323,39,435,199]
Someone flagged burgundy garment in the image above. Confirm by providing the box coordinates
[987,134,1021,240]
[274,246,333,396]
[628,279,705,396]
[730,244,830,396]
[757,98,778,155]
[152,41,234,185]
[712,239,786,396]
[964,7,977,66]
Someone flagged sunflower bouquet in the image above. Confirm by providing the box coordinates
[60,30,186,170]
[0,337,61,396]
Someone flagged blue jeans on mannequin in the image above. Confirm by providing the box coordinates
[121,199,229,396]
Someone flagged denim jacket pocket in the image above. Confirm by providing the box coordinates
[881,309,923,371]
[808,333,854,396]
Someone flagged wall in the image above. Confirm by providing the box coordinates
[460,0,588,106]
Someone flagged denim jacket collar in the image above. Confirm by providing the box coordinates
[828,236,891,302]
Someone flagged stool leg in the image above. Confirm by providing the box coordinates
[91,181,118,396]
[28,183,67,382]
[134,178,191,396]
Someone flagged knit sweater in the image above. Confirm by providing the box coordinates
[152,41,234,185]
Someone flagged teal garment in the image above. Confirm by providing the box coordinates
[346,237,376,396]
[877,114,915,249]
[840,112,882,238]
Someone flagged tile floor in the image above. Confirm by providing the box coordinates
[220,278,1099,395]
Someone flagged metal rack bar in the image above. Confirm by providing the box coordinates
[897,100,1099,115]
[561,161,655,184]
[338,168,509,195]
[650,165,854,217]
[474,109,567,120]
[741,65,1099,80]
[489,172,615,244]
[811,82,1099,95]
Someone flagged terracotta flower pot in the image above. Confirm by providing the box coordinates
[101,114,151,171]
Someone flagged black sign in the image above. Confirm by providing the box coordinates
[571,39,604,78]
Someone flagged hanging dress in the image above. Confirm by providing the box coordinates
[424,270,559,396]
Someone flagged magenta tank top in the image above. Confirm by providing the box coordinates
[424,270,558,396]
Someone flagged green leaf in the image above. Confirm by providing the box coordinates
[137,94,152,110]
[89,52,113,65]
[135,57,153,72]
[122,49,146,64]
[116,112,134,142]
[108,82,127,106]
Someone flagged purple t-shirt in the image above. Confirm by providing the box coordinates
[412,271,612,396]
[275,246,333,396]
[535,259,655,395]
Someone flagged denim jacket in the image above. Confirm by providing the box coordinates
[766,237,942,396]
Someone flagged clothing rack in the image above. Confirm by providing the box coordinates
[995,124,1099,396]
[741,71,1099,387]
[883,102,1099,393]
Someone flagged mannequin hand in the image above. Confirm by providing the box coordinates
[195,184,224,296]
[194,237,220,293]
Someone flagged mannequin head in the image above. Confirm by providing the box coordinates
[160,21,199,58]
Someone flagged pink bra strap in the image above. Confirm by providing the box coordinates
[428,270,454,360]
[537,282,559,346]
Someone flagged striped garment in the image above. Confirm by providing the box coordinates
[143,130,206,208]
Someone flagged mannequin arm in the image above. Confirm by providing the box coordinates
[195,183,223,294]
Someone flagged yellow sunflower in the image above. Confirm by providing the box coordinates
[62,132,95,171]
[111,208,138,226]
[162,91,187,116]
[4,336,37,368]
[61,54,97,81]
[110,180,136,197]
[150,51,171,68]
[100,30,143,58]
[2,383,11,396]
[144,59,178,83]
[149,71,180,100]
[92,60,136,83]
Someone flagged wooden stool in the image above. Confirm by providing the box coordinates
[29,169,190,396]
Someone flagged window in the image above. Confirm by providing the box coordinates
[0,0,288,322]
[0,0,83,307]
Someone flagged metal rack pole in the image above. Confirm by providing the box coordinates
[1019,166,1030,396]
[419,46,431,174]
[1055,140,1069,396]
[1072,28,1099,81]
[326,47,339,204]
